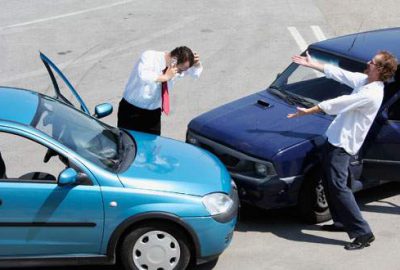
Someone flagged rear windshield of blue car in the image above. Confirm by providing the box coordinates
[269,49,367,107]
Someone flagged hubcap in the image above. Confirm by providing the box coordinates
[316,181,328,209]
[132,230,180,270]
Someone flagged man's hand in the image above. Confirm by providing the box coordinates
[287,107,309,118]
[164,66,178,80]
[287,105,322,118]
[292,51,314,67]
[193,52,201,67]
[291,51,324,72]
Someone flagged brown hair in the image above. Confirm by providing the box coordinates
[375,51,398,81]
[170,46,195,67]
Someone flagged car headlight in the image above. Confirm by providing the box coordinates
[253,162,276,177]
[186,131,200,146]
[202,193,234,216]
[254,163,267,176]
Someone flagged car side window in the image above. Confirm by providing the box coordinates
[388,97,400,121]
[384,70,400,121]
[0,132,67,183]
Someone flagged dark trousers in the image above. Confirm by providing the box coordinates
[322,142,372,239]
[117,98,161,135]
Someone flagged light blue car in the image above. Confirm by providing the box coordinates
[0,53,238,270]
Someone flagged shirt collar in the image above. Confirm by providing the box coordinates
[367,80,384,86]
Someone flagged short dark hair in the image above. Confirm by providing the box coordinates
[376,51,398,81]
[170,46,194,67]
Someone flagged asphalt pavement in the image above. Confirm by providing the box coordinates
[1,1,400,269]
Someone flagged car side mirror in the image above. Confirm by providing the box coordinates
[58,168,78,186]
[93,103,113,119]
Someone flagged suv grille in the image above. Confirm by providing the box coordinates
[199,142,241,169]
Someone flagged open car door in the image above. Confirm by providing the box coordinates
[40,52,90,115]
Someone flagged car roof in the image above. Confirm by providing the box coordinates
[309,27,400,63]
[0,87,40,125]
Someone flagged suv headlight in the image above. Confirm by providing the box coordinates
[202,193,234,216]
[254,162,276,177]
[186,131,200,146]
[254,163,268,176]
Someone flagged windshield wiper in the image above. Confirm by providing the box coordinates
[285,93,315,108]
[269,86,314,107]
[268,86,295,105]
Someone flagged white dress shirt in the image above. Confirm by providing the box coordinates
[123,50,203,110]
[318,64,384,155]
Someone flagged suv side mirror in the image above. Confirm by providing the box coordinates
[58,168,78,186]
[94,103,113,119]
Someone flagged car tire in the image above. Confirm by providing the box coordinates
[120,222,191,270]
[297,172,331,224]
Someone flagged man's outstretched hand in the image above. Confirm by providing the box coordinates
[287,107,309,118]
[291,51,324,72]
[287,105,322,118]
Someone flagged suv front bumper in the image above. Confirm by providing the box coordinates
[234,173,303,209]
[186,131,303,209]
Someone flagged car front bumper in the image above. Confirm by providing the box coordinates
[182,215,236,264]
[233,173,303,210]
[186,130,304,210]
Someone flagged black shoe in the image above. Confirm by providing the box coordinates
[344,233,375,250]
[321,224,346,232]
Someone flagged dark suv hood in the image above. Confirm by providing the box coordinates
[188,90,332,160]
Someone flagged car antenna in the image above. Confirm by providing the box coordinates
[348,34,358,52]
[349,16,367,52]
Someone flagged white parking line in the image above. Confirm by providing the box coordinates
[311,25,327,41]
[287,26,307,52]
[0,0,135,30]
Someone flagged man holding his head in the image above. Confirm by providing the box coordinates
[288,51,398,250]
[118,46,202,135]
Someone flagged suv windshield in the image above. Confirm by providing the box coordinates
[269,49,367,107]
[31,96,134,172]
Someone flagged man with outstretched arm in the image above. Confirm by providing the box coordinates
[288,51,397,250]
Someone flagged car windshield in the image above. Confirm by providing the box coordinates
[269,49,367,107]
[31,96,130,171]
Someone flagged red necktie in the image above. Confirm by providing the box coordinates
[161,68,170,115]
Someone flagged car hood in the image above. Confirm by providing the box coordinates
[188,90,332,160]
[118,131,232,196]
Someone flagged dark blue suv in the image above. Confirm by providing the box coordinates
[186,28,400,223]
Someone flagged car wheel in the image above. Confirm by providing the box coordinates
[121,222,191,270]
[297,172,331,224]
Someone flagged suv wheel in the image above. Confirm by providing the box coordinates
[121,222,191,270]
[298,173,331,224]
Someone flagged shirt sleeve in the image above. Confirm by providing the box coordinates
[324,64,367,89]
[137,51,160,83]
[182,63,203,79]
[318,92,372,115]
